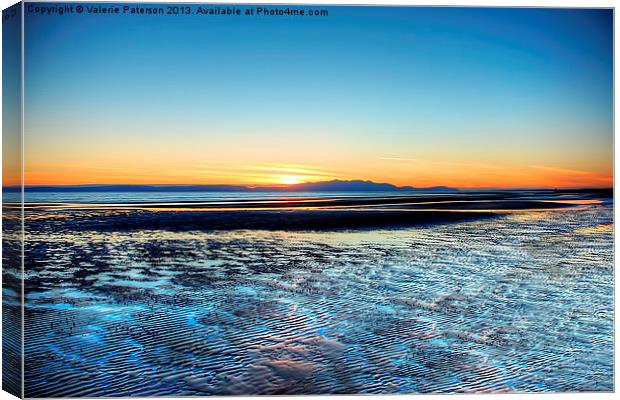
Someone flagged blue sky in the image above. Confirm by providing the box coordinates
[23,5,613,188]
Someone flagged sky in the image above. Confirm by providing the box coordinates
[23,5,613,189]
[3,3,21,187]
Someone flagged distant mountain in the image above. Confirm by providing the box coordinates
[285,180,411,192]
[280,180,457,193]
[7,180,459,193]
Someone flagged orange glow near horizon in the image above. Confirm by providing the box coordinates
[21,158,612,189]
[278,175,304,185]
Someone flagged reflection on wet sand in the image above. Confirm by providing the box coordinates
[22,190,613,396]
[11,191,606,211]
[18,192,606,233]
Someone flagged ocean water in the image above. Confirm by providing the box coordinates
[22,201,613,396]
[6,190,441,204]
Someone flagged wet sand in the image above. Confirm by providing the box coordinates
[48,209,501,232]
[21,191,604,232]
[17,190,607,210]
[22,197,614,396]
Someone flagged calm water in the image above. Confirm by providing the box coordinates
[6,191,445,204]
[22,200,613,396]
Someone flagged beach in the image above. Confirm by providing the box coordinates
[16,190,605,232]
[18,190,614,396]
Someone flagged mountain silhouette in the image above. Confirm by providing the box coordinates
[279,180,457,192]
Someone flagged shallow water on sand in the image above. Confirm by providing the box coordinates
[23,204,613,396]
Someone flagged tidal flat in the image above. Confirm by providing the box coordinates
[21,192,613,396]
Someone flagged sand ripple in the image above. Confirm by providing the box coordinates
[23,204,613,396]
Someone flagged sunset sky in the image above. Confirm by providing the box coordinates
[23,6,612,189]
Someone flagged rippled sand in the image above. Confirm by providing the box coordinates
[23,201,613,396]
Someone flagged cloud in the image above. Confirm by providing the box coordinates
[529,165,597,176]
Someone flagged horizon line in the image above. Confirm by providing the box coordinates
[1,182,613,192]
